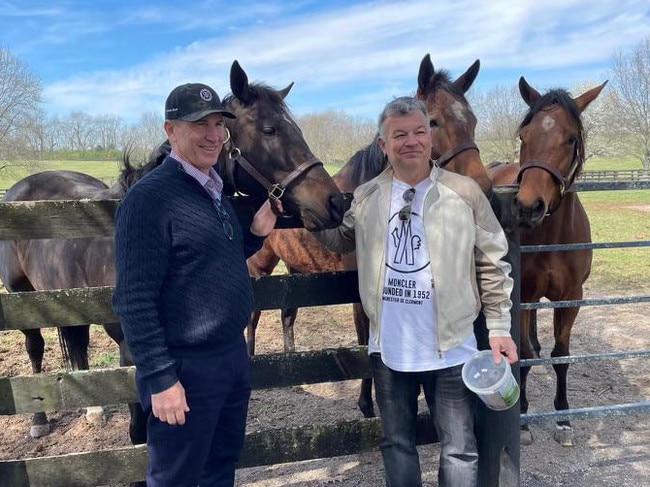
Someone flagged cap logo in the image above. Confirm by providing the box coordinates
[200,88,213,101]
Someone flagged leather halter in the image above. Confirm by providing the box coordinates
[516,140,580,214]
[433,141,480,168]
[221,129,323,214]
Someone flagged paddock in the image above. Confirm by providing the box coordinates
[0,180,649,486]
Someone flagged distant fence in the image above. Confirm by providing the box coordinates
[578,168,650,182]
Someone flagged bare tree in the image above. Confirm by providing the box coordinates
[121,111,165,161]
[95,114,124,150]
[0,47,41,159]
[299,110,375,166]
[610,36,650,170]
[471,85,524,164]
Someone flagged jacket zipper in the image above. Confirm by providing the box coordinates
[431,277,443,359]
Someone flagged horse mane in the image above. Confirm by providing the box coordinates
[519,88,586,177]
[118,141,170,193]
[348,134,387,186]
[419,69,463,97]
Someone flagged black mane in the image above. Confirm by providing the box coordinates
[348,134,387,186]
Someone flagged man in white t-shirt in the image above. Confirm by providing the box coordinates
[315,96,517,487]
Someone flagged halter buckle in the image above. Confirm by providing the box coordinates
[268,183,285,202]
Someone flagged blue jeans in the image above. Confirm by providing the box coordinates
[136,339,251,487]
[371,353,478,487]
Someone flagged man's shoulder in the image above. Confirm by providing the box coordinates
[437,169,484,201]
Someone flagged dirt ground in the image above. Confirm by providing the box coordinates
[1,284,650,486]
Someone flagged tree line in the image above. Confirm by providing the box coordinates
[1,37,649,170]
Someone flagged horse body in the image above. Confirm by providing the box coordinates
[0,61,344,487]
[487,77,606,446]
[245,55,489,419]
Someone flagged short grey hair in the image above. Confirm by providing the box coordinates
[377,96,429,139]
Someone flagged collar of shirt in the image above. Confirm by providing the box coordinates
[170,151,225,201]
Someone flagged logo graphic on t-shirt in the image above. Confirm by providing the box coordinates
[387,213,429,273]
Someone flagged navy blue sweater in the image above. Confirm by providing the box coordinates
[112,157,264,395]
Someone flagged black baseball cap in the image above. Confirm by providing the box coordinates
[165,83,235,121]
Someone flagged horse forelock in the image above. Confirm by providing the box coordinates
[223,82,289,115]
[519,89,586,175]
[419,69,462,98]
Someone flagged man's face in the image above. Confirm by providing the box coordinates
[378,111,432,171]
[164,113,228,174]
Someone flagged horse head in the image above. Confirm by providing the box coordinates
[416,55,491,194]
[515,77,607,227]
[220,60,344,231]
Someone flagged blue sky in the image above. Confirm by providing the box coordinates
[2,0,648,124]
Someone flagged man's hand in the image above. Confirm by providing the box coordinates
[488,336,518,365]
[151,381,190,425]
[250,199,283,236]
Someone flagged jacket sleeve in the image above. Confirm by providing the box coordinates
[472,191,514,338]
[311,198,358,254]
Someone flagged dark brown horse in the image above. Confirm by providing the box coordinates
[246,54,489,418]
[0,58,344,471]
[487,77,607,446]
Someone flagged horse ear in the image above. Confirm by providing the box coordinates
[277,82,294,100]
[519,76,541,107]
[417,54,434,95]
[573,80,608,113]
[453,59,480,94]
[230,60,250,102]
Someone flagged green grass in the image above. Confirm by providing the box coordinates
[584,156,644,171]
[579,190,650,291]
[1,160,121,188]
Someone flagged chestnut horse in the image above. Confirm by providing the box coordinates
[487,77,607,445]
[0,59,344,482]
[246,54,489,418]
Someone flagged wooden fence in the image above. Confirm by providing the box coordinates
[0,193,520,487]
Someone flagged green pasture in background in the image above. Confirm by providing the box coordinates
[0,158,648,292]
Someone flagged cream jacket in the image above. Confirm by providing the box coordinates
[315,165,513,353]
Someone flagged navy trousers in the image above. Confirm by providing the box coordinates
[136,338,251,487]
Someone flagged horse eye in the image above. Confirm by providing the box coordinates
[567,134,578,146]
[263,126,276,136]
[429,119,438,128]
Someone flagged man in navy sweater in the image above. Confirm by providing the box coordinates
[113,82,280,487]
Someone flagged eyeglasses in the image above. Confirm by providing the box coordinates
[399,187,415,221]
[214,198,234,240]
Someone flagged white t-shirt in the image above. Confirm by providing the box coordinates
[371,177,477,372]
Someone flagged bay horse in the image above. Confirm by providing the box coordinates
[0,58,344,468]
[246,54,490,418]
[486,77,607,446]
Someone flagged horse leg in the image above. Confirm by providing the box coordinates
[353,302,375,418]
[246,311,262,356]
[280,307,298,353]
[519,310,534,445]
[22,329,50,438]
[58,324,105,425]
[529,310,548,376]
[551,305,580,447]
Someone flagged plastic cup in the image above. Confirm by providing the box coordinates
[461,350,519,411]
